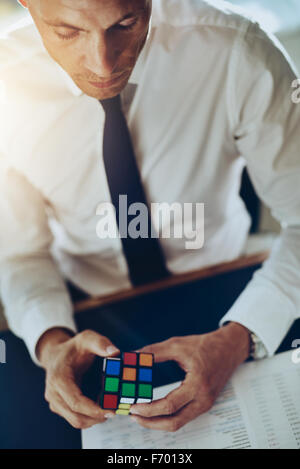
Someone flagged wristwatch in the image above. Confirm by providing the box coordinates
[249,332,268,360]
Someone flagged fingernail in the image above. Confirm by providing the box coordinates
[105,413,115,419]
[129,408,140,415]
[106,346,119,355]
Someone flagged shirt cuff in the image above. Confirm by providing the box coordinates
[20,299,77,366]
[219,280,296,356]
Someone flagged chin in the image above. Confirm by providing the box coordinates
[79,75,130,100]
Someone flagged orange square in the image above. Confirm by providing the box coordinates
[139,353,153,367]
[122,367,136,381]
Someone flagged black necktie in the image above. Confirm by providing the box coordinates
[100,94,170,287]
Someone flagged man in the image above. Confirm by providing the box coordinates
[0,0,299,447]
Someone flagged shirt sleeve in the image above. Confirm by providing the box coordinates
[0,163,77,365]
[220,21,300,356]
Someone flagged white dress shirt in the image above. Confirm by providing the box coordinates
[0,0,300,364]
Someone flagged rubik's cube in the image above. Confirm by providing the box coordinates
[100,352,154,415]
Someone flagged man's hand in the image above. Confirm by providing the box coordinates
[130,323,250,432]
[36,328,120,429]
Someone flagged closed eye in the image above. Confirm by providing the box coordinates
[113,18,138,31]
[56,30,79,40]
[54,16,138,41]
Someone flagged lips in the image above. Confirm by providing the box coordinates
[88,72,126,89]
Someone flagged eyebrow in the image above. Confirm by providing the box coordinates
[44,12,136,31]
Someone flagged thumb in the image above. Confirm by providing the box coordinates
[136,338,177,364]
[76,330,120,357]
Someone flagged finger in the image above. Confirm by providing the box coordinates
[49,393,108,429]
[56,375,115,420]
[136,338,181,364]
[130,378,193,418]
[130,401,200,432]
[76,330,120,358]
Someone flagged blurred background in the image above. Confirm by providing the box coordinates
[0,0,24,29]
[0,0,299,329]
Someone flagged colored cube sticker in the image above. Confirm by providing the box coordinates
[116,409,130,416]
[119,403,131,410]
[122,382,136,397]
[99,352,154,414]
[120,397,135,404]
[105,377,119,392]
[139,353,153,367]
[123,352,137,366]
[123,367,136,381]
[103,394,118,410]
[138,368,152,382]
[105,359,121,376]
[138,384,152,398]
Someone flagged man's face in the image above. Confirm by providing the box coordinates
[25,0,151,99]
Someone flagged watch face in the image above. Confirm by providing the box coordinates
[251,333,268,360]
[256,344,267,359]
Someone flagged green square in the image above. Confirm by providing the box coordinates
[138,384,152,398]
[105,377,119,392]
[122,382,136,397]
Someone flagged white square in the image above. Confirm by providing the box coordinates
[102,358,107,372]
[136,398,152,404]
[120,397,135,404]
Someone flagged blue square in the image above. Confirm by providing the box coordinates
[138,368,152,382]
[106,359,121,376]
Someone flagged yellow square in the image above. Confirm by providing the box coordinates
[119,403,131,410]
[116,409,130,416]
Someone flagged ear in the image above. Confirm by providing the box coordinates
[17,0,28,8]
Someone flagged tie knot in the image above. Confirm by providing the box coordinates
[99,94,122,114]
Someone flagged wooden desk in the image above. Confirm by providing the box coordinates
[74,251,269,313]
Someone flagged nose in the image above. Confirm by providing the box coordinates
[84,33,119,78]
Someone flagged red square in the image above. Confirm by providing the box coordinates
[123,352,137,366]
[103,394,118,410]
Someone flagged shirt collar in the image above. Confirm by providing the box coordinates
[61,14,152,97]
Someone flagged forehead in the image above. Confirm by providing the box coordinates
[59,0,132,9]
[32,0,148,28]
[34,0,145,13]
